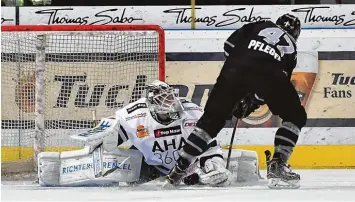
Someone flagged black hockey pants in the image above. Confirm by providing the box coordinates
[196,56,307,139]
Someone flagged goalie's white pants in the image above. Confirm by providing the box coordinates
[38,147,259,187]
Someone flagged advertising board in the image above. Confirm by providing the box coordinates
[1,7,15,25]
[2,5,355,29]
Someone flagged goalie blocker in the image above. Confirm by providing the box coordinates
[38,118,260,187]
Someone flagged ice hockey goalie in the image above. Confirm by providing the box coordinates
[38,80,260,187]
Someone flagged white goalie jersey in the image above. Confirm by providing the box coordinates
[115,97,217,174]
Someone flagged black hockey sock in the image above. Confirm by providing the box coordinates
[273,122,300,163]
[179,127,212,166]
[166,157,190,184]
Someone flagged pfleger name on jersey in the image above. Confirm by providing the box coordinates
[248,40,281,61]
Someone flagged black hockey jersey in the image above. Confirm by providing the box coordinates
[224,20,298,79]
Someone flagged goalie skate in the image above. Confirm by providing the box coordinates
[265,150,300,189]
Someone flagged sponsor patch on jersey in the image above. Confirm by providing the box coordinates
[136,124,149,138]
[126,103,147,114]
[184,106,203,112]
[180,99,190,103]
[125,112,147,121]
[154,125,182,138]
[183,120,197,128]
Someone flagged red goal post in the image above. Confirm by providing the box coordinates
[1,24,165,174]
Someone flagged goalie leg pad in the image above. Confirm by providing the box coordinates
[222,149,260,183]
[38,152,61,186]
[38,146,143,187]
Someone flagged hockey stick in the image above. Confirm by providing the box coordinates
[226,118,239,169]
[226,118,266,179]
[225,95,253,169]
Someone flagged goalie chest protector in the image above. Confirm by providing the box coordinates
[116,98,203,174]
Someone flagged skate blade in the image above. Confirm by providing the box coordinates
[161,180,178,190]
[268,178,300,189]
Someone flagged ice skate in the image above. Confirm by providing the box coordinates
[162,165,186,189]
[266,158,300,189]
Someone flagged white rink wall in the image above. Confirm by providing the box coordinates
[164,29,355,52]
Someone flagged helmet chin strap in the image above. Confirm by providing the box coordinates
[152,112,180,125]
[157,113,169,121]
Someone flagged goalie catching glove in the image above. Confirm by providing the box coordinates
[183,155,232,186]
[183,149,260,187]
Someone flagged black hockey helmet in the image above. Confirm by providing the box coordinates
[276,14,301,41]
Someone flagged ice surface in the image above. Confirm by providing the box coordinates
[2,170,355,201]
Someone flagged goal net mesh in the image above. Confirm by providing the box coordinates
[1,25,165,176]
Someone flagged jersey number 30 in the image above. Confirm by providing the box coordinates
[258,27,295,56]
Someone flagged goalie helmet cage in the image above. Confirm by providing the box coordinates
[1,24,165,175]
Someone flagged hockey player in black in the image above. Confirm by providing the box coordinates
[164,14,306,189]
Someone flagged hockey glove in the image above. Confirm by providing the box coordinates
[197,156,232,186]
[233,93,265,119]
[183,155,232,186]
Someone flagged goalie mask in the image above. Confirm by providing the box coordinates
[146,80,184,120]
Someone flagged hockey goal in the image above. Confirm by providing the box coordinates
[1,25,165,175]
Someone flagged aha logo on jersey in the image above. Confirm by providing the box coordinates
[154,125,182,138]
[183,120,197,128]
